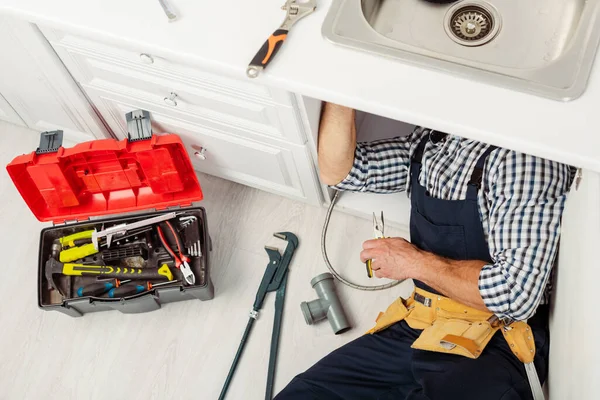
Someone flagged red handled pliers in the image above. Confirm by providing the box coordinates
[157,220,196,285]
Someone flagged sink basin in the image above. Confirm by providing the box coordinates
[323,0,600,100]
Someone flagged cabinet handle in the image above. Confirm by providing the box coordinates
[194,147,207,160]
[139,53,154,64]
[164,92,178,107]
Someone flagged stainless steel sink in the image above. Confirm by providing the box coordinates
[322,0,600,100]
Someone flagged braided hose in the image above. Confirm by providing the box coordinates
[321,190,401,291]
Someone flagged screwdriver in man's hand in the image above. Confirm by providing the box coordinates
[107,280,180,298]
[76,279,131,297]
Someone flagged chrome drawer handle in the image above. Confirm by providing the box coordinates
[139,53,154,64]
[164,92,178,107]
[194,147,207,160]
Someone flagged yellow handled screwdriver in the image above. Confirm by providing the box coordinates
[365,212,385,278]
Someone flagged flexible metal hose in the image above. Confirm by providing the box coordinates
[321,190,402,291]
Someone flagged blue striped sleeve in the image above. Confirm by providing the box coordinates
[332,128,423,193]
[479,151,573,321]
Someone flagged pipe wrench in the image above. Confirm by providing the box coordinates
[247,0,317,78]
[219,232,299,400]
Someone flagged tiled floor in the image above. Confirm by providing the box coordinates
[0,120,413,399]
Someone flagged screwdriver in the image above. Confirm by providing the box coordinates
[107,280,180,298]
[77,279,131,297]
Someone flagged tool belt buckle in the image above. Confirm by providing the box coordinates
[414,292,432,307]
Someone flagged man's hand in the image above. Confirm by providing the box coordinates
[360,238,426,281]
[361,237,491,311]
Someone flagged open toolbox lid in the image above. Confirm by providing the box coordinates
[6,115,203,224]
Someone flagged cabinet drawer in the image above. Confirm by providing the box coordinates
[41,27,295,107]
[84,87,321,205]
[49,44,306,145]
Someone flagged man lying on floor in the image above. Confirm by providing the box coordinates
[276,103,574,400]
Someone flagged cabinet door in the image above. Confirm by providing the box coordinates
[548,170,600,399]
[0,18,106,141]
[84,86,321,205]
[0,93,25,127]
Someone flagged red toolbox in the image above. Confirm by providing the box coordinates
[6,110,213,317]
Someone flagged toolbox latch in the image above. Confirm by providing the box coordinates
[126,109,153,142]
[36,130,64,154]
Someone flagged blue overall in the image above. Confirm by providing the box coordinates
[276,134,550,400]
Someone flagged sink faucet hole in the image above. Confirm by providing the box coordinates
[445,2,501,46]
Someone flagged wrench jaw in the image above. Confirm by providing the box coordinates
[273,232,298,250]
[281,0,317,30]
[264,246,283,265]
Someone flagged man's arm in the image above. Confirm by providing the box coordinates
[361,151,574,320]
[318,103,357,185]
[318,102,419,193]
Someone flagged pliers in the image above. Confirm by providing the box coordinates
[365,212,385,278]
[246,0,317,78]
[157,220,196,285]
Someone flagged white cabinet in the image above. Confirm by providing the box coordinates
[548,170,600,399]
[0,93,25,127]
[0,18,106,141]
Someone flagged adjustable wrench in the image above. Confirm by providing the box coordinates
[247,0,317,78]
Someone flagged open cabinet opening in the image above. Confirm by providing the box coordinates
[306,98,600,399]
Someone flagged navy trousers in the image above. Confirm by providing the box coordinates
[275,308,549,400]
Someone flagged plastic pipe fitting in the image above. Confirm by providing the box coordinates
[300,272,351,334]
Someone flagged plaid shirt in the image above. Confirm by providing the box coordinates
[334,127,574,321]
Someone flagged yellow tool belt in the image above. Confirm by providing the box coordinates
[366,288,536,364]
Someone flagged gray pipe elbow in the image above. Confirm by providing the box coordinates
[300,273,351,335]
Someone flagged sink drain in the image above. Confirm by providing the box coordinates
[445,2,501,47]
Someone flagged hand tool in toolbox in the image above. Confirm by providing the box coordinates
[92,212,179,249]
[6,109,212,317]
[57,230,98,262]
[59,227,154,263]
[219,232,298,400]
[59,230,95,248]
[77,279,131,297]
[246,0,317,78]
[180,216,202,257]
[365,211,384,278]
[45,258,174,297]
[108,280,181,298]
[157,220,195,285]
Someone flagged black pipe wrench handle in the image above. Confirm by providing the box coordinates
[253,247,282,310]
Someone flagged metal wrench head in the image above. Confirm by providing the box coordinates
[273,232,299,251]
[280,0,317,30]
[264,232,298,292]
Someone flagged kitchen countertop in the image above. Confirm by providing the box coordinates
[1,0,599,171]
